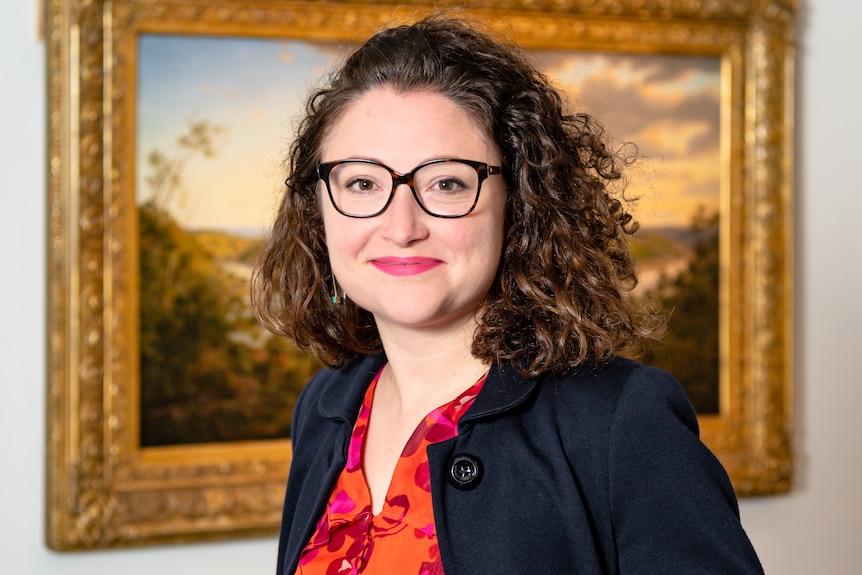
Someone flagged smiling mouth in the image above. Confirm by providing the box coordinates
[370,257,443,277]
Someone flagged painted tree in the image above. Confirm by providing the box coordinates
[139,120,319,446]
[642,207,720,414]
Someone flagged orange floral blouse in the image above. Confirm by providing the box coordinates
[296,368,486,575]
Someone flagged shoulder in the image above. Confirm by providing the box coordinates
[605,356,699,432]
[468,358,697,482]
[595,357,701,446]
[542,357,701,464]
[532,356,696,430]
[561,355,686,394]
[514,358,706,502]
[471,357,691,436]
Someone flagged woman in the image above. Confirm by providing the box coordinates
[252,15,763,575]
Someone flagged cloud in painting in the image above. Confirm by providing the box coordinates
[530,49,721,226]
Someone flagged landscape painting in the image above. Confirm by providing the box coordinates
[136,35,721,448]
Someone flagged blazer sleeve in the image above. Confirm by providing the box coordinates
[274,370,318,575]
[608,366,764,574]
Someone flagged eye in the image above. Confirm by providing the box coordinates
[339,175,389,196]
[431,177,467,193]
[346,177,377,192]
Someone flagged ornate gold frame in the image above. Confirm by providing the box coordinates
[46,0,796,550]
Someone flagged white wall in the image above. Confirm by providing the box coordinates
[2,0,860,572]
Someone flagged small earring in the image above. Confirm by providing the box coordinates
[331,276,342,305]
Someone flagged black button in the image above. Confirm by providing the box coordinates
[448,454,483,490]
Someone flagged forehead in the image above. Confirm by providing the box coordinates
[321,88,498,168]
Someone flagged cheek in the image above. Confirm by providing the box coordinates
[321,206,345,263]
[474,203,506,256]
[321,211,369,267]
[322,218,347,259]
[320,189,346,248]
[450,218,504,266]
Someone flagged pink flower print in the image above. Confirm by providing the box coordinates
[330,489,357,515]
[326,558,357,575]
[423,418,457,444]
[414,460,431,492]
[298,546,320,566]
[386,494,410,522]
[308,512,331,548]
[402,419,428,457]
[346,424,365,471]
[414,523,435,539]
[418,560,445,575]
[452,393,477,415]
[419,544,444,575]
[328,512,370,554]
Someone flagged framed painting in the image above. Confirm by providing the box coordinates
[46,0,796,549]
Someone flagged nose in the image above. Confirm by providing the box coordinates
[379,183,429,246]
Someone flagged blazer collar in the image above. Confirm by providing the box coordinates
[316,352,388,421]
[461,362,540,423]
[314,353,539,424]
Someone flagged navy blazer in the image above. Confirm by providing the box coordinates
[276,353,763,574]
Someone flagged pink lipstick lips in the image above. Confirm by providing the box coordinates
[370,257,443,277]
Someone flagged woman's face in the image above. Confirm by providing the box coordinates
[319,87,506,337]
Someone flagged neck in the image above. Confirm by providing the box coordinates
[375,318,489,416]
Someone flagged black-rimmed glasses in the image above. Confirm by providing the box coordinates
[317,158,502,218]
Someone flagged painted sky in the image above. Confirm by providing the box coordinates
[137,36,721,232]
[137,34,347,233]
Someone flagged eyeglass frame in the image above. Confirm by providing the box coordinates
[316,157,503,219]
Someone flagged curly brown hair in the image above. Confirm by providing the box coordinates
[251,15,663,375]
